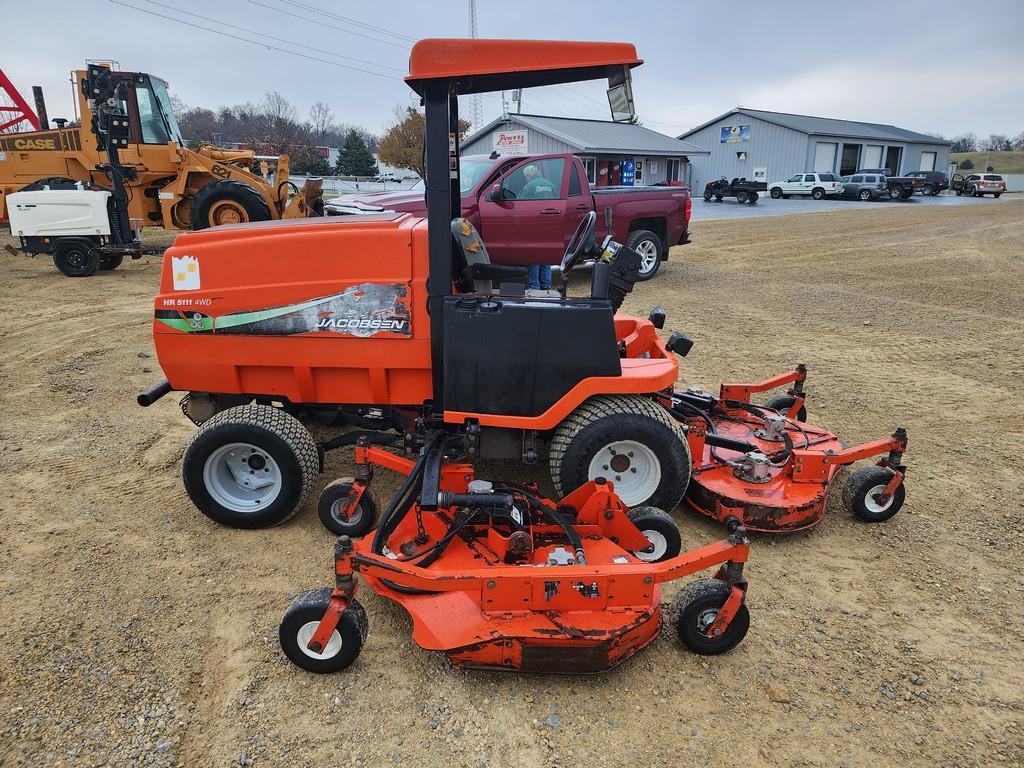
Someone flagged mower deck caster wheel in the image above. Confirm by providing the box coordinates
[182,404,320,528]
[672,578,749,655]
[843,466,905,522]
[763,394,807,422]
[318,479,379,537]
[280,588,368,673]
[627,506,681,562]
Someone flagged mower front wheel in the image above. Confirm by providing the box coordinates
[318,479,379,537]
[182,404,319,528]
[279,588,368,673]
[842,466,905,523]
[627,506,681,562]
[672,578,749,655]
[763,394,807,422]
[549,395,690,510]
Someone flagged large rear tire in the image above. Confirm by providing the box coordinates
[182,404,319,528]
[549,395,690,510]
[190,179,272,230]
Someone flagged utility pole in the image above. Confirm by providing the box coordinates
[468,0,484,129]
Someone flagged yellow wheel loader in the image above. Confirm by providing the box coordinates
[0,65,322,229]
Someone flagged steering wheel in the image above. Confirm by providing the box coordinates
[560,211,598,276]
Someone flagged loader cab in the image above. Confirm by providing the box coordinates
[78,68,184,149]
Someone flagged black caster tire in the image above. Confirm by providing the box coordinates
[279,588,367,673]
[672,578,749,655]
[318,479,379,537]
[842,466,905,522]
[763,394,807,422]
[52,239,99,277]
[627,506,681,563]
[182,404,319,528]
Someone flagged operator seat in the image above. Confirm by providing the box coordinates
[450,217,527,293]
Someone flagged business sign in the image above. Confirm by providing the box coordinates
[721,125,750,144]
[493,129,528,155]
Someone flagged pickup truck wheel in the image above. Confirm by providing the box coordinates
[858,188,872,201]
[748,192,759,202]
[901,188,914,200]
[735,190,749,203]
[811,188,825,200]
[770,187,782,199]
[888,186,903,200]
[627,230,663,281]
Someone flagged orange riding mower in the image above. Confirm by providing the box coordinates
[663,363,909,533]
[279,430,752,674]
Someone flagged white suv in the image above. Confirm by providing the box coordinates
[769,172,844,200]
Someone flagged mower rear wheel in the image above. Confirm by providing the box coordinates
[549,395,690,509]
[627,506,681,562]
[279,588,368,673]
[318,479,379,537]
[842,466,905,522]
[762,394,808,422]
[672,578,749,655]
[182,404,319,528]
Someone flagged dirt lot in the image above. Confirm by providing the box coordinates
[1,202,1022,768]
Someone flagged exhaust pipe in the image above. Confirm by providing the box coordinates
[137,379,172,407]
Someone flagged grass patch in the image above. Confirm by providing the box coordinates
[950,151,1024,174]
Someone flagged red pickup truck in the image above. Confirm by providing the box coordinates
[325,153,691,280]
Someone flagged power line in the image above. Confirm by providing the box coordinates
[108,0,398,80]
[274,0,415,42]
[246,0,410,50]
[140,0,405,74]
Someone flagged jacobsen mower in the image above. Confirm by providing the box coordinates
[280,431,752,673]
[139,38,908,541]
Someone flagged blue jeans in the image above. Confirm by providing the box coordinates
[527,264,552,290]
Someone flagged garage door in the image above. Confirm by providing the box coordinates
[920,152,936,171]
[814,142,837,172]
[863,145,883,168]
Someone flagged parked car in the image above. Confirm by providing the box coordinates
[703,177,767,203]
[326,153,692,280]
[856,169,921,200]
[768,172,843,200]
[839,173,888,201]
[952,173,1006,198]
[905,171,949,196]
[373,173,403,183]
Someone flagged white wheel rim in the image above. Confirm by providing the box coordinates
[296,620,343,660]
[588,440,661,506]
[634,529,667,562]
[203,442,282,513]
[863,483,894,514]
[635,240,658,274]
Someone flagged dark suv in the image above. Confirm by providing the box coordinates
[905,171,949,196]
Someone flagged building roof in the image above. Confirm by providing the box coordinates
[466,113,710,157]
[677,108,951,146]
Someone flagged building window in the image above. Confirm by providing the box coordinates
[581,157,597,184]
[667,158,680,181]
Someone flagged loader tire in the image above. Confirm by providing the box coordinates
[190,179,272,230]
[182,404,319,528]
[549,395,690,510]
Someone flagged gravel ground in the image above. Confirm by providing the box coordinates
[1,202,1022,767]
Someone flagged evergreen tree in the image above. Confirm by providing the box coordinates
[337,129,379,177]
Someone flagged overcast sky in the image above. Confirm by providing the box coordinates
[5,0,1023,140]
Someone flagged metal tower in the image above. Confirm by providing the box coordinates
[467,0,484,129]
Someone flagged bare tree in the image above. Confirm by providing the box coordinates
[309,101,334,146]
[950,133,978,153]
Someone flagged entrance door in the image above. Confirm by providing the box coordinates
[884,146,903,175]
[814,142,838,172]
[840,144,861,176]
[863,144,883,169]
[477,156,568,265]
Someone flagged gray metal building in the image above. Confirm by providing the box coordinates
[462,113,709,186]
[677,108,952,190]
